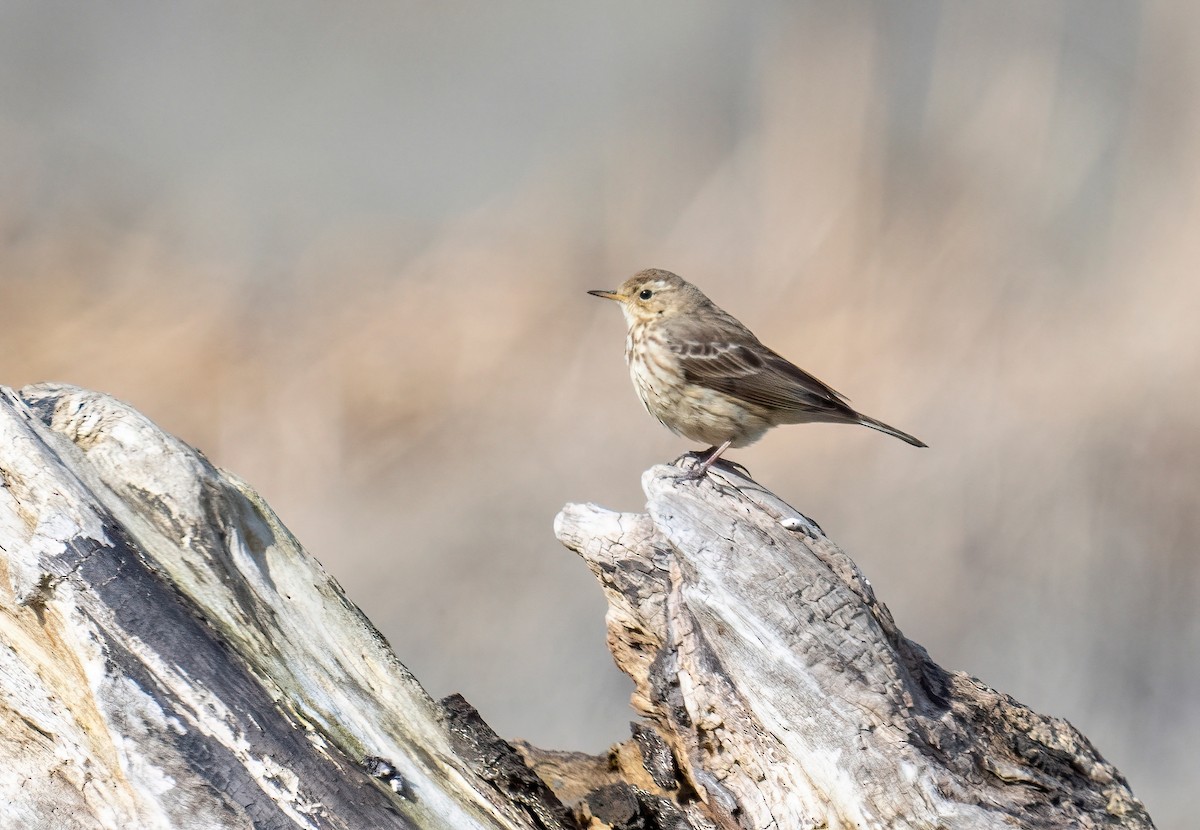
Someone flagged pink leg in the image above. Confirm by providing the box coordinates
[684,438,734,479]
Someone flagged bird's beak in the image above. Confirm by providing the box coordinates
[587,289,625,302]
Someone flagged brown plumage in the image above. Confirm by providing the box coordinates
[589,268,925,477]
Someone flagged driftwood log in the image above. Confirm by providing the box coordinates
[0,384,1154,829]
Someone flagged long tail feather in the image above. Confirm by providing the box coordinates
[857,414,927,448]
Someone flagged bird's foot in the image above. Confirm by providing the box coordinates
[672,450,715,483]
[672,452,751,498]
[713,458,752,479]
[671,449,706,467]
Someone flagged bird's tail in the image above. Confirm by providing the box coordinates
[857,414,927,448]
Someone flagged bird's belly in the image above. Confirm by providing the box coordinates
[627,349,769,448]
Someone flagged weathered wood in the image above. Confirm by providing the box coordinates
[0,383,1155,829]
[553,459,1155,830]
[0,383,561,830]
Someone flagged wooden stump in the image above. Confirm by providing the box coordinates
[0,384,566,830]
[0,384,1154,829]
[550,459,1155,829]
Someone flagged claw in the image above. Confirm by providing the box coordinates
[672,439,745,484]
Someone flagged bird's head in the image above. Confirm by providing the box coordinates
[588,269,710,326]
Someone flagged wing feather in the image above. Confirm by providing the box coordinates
[670,328,855,419]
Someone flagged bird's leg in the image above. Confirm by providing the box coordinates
[698,438,735,474]
[680,438,734,481]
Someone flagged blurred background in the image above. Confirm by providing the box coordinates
[0,1,1194,824]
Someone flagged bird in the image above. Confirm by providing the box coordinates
[588,269,925,478]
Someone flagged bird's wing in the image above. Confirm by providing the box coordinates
[671,329,854,416]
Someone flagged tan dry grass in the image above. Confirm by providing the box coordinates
[1,6,1196,825]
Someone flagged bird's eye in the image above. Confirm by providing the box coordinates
[639,289,653,300]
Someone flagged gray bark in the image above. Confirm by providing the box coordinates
[550,462,1156,829]
[0,384,1154,829]
[0,384,566,830]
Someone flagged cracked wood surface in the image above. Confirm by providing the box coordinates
[554,460,1155,830]
[0,382,1157,830]
[0,383,565,830]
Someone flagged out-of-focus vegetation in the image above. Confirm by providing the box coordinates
[1,3,1194,825]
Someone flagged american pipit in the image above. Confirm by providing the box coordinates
[589,269,925,478]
